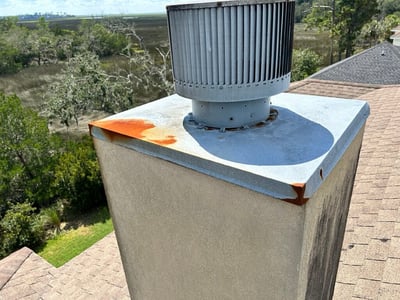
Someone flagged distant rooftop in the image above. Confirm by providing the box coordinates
[310,42,400,85]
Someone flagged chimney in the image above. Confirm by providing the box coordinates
[90,1,369,299]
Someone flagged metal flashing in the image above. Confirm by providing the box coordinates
[90,92,369,204]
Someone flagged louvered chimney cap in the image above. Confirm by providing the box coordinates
[167,0,295,128]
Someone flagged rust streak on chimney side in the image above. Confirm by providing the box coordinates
[282,183,309,206]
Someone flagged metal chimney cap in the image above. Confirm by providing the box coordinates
[167,0,295,10]
[167,0,295,128]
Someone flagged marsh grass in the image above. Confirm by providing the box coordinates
[0,21,333,110]
[0,64,63,108]
[293,24,332,66]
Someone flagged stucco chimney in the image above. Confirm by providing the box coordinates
[90,1,369,299]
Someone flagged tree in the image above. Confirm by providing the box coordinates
[291,48,322,81]
[295,0,313,23]
[77,20,128,57]
[45,20,174,129]
[0,41,22,74]
[0,92,59,213]
[305,0,378,60]
[378,0,400,17]
[27,17,58,65]
[359,14,400,47]
[103,18,174,99]
[44,51,135,128]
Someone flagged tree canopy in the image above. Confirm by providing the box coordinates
[0,92,58,211]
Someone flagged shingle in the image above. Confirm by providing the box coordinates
[336,264,362,284]
[359,259,386,281]
[351,225,373,245]
[382,258,400,284]
[353,278,381,300]
[332,282,355,300]
[378,282,400,300]
[371,222,396,241]
[365,239,391,261]
[341,244,369,266]
[388,237,400,259]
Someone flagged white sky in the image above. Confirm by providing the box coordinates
[0,0,175,16]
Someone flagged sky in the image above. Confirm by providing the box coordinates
[0,0,175,16]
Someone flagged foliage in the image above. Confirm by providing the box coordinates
[378,0,400,16]
[40,201,64,236]
[45,19,173,129]
[0,92,59,213]
[52,136,106,213]
[305,0,379,59]
[359,14,400,47]
[37,206,113,267]
[0,92,107,259]
[0,202,44,257]
[0,16,83,74]
[291,48,322,81]
[0,41,22,74]
[295,0,313,23]
[78,21,129,57]
[44,51,135,127]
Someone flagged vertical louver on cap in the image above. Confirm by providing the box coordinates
[167,0,295,128]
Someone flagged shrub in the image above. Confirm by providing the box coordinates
[291,48,322,82]
[53,136,106,213]
[0,202,44,258]
[40,201,64,236]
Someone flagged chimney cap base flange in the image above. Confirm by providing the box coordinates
[190,98,270,129]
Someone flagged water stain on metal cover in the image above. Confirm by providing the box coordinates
[90,119,177,146]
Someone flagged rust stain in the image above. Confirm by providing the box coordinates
[149,135,177,146]
[282,183,310,206]
[90,119,177,146]
[91,119,154,138]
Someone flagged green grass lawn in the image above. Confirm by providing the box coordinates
[37,206,114,267]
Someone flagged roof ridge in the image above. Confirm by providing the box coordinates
[0,247,33,290]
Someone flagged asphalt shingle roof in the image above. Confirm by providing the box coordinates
[310,42,400,85]
[289,81,400,299]
[1,68,400,299]
[0,232,129,299]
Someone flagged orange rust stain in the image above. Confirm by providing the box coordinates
[91,119,155,139]
[283,183,310,206]
[149,135,177,146]
[90,119,177,146]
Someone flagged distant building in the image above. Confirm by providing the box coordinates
[391,25,400,47]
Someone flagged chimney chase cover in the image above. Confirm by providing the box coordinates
[167,0,295,129]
